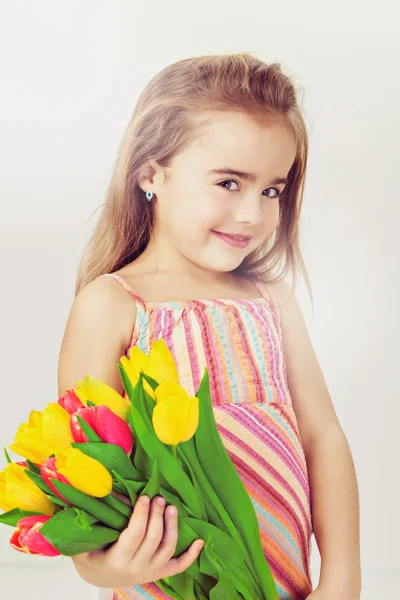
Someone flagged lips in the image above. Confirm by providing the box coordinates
[211,230,252,248]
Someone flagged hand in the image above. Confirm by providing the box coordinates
[71,494,204,588]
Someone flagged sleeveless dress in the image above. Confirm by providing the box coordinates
[97,273,313,600]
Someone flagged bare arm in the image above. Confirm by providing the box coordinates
[269,281,361,598]
[57,277,204,587]
[57,277,136,398]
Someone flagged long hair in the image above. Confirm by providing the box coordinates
[75,52,313,308]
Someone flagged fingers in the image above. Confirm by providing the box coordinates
[133,496,167,564]
[108,495,150,563]
[151,503,179,566]
[159,538,205,579]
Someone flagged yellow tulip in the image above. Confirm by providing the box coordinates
[152,381,199,446]
[41,404,74,450]
[9,404,74,464]
[74,376,130,422]
[120,339,179,399]
[54,447,112,497]
[0,463,55,515]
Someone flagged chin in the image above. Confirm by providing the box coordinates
[204,256,246,273]
[184,245,249,273]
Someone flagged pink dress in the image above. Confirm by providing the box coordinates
[97,273,313,599]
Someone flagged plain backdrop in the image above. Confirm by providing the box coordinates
[0,1,399,599]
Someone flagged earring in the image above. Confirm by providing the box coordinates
[146,190,154,201]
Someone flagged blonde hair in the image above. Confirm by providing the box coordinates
[75,52,313,307]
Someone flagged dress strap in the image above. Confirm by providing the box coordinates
[254,279,281,326]
[99,273,146,307]
[253,279,271,301]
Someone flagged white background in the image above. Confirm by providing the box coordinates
[0,1,399,598]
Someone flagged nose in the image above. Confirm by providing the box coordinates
[233,196,264,226]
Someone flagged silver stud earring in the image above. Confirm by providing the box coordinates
[146,190,154,201]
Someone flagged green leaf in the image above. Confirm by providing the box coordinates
[185,517,259,598]
[128,376,157,479]
[75,414,102,442]
[141,453,160,499]
[194,369,278,599]
[153,579,187,600]
[163,571,195,599]
[117,363,135,403]
[100,493,132,518]
[70,441,140,480]
[86,400,97,408]
[25,459,41,474]
[72,508,98,531]
[4,447,11,464]
[49,480,129,531]
[24,469,54,495]
[128,400,202,516]
[158,486,193,518]
[206,540,245,599]
[0,508,44,527]
[111,477,126,495]
[193,580,212,599]
[177,447,211,524]
[111,471,141,506]
[50,495,70,509]
[40,507,120,556]
[140,372,160,392]
[24,470,69,508]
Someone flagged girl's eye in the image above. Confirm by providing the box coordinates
[218,180,282,198]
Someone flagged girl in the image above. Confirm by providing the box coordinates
[58,54,361,599]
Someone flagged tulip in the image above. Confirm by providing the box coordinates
[70,405,133,455]
[152,381,199,446]
[120,339,179,398]
[53,447,112,497]
[9,404,74,464]
[74,376,130,422]
[40,457,72,504]
[10,515,60,556]
[0,463,55,515]
[58,389,84,414]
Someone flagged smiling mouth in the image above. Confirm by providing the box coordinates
[211,230,253,248]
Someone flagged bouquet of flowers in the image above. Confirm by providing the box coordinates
[0,339,278,599]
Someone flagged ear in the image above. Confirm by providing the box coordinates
[137,160,167,194]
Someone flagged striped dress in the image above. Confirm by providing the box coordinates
[98,273,313,600]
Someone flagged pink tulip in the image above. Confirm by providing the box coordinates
[70,405,133,455]
[58,389,84,414]
[40,457,71,504]
[10,515,60,556]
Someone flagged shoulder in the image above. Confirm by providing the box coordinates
[73,276,137,341]
[57,276,137,397]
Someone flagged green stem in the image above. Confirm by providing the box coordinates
[50,479,129,531]
[100,493,132,518]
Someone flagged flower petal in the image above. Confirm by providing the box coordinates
[42,404,74,450]
[55,448,112,497]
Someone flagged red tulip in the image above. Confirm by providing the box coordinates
[58,389,84,414]
[40,457,71,504]
[70,405,133,455]
[10,515,60,556]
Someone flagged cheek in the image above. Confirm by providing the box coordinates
[197,196,229,225]
[264,203,280,231]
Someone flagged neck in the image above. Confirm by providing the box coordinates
[134,233,238,287]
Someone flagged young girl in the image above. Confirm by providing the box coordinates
[58,54,361,600]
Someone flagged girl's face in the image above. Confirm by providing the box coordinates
[142,110,297,275]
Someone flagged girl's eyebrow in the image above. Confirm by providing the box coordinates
[207,168,288,185]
